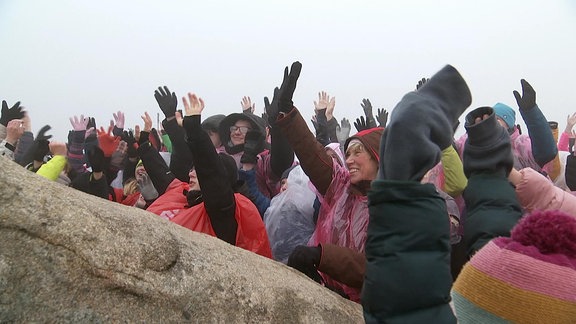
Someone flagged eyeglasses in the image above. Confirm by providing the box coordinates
[230,125,251,134]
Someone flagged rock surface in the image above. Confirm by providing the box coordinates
[0,157,363,323]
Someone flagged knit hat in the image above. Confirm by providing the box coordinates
[452,210,576,323]
[492,103,516,130]
[344,127,384,162]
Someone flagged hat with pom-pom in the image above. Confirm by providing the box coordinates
[452,210,576,323]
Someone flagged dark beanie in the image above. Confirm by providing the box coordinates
[201,114,226,133]
[344,127,384,162]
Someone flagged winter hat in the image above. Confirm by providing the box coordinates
[344,127,384,162]
[492,103,516,130]
[452,210,576,323]
[201,114,226,133]
[219,113,266,151]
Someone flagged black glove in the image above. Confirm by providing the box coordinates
[240,129,265,164]
[154,86,178,118]
[376,108,388,128]
[287,245,322,283]
[33,140,50,162]
[513,79,536,111]
[416,77,429,90]
[36,125,52,142]
[276,62,302,116]
[87,146,106,173]
[264,89,279,127]
[354,116,370,132]
[122,130,138,159]
[0,100,24,126]
[86,117,96,131]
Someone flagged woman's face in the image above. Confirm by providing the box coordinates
[345,144,378,184]
[229,119,252,146]
[188,168,200,191]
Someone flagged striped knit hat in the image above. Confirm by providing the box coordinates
[452,210,576,323]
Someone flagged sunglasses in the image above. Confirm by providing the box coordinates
[230,125,251,134]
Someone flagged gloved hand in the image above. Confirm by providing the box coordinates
[33,140,50,162]
[97,125,120,157]
[86,117,97,131]
[278,62,302,114]
[0,100,24,126]
[87,146,105,173]
[241,129,265,164]
[416,77,429,90]
[122,130,138,159]
[36,125,53,142]
[137,173,159,200]
[110,140,128,170]
[264,89,279,127]
[513,79,537,111]
[154,86,178,118]
[360,98,377,128]
[336,117,351,143]
[31,125,53,162]
[354,116,370,132]
[287,245,322,283]
[376,108,388,128]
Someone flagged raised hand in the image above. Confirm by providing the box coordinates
[326,96,336,121]
[36,125,52,142]
[69,115,88,131]
[565,112,576,134]
[513,79,537,111]
[182,93,205,116]
[278,62,302,114]
[97,124,120,157]
[113,111,125,129]
[376,108,388,128]
[314,91,330,111]
[416,77,429,90]
[154,86,178,118]
[0,100,24,126]
[110,140,128,170]
[336,117,351,143]
[354,116,371,132]
[241,96,255,114]
[5,119,24,144]
[361,99,373,118]
[141,112,153,132]
[121,130,138,158]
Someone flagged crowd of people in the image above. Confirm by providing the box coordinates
[1,62,575,322]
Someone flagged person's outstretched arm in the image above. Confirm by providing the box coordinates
[181,92,237,245]
[363,65,471,323]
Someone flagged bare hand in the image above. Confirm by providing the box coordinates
[314,91,330,111]
[566,112,576,133]
[69,114,88,131]
[182,93,205,116]
[326,96,335,121]
[241,96,255,114]
[141,112,153,132]
[5,119,24,144]
[113,111,125,129]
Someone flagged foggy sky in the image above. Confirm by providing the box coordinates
[1,0,575,141]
